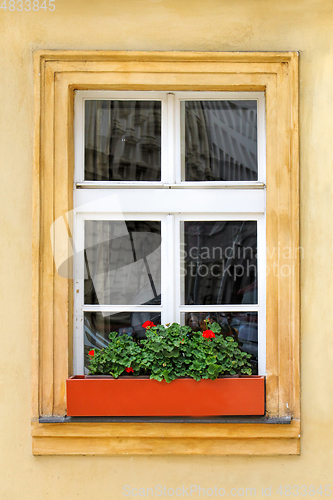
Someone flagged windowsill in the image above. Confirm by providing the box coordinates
[39,415,292,424]
[31,418,300,456]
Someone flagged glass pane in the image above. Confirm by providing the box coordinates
[181,221,257,305]
[181,311,258,374]
[181,100,257,181]
[84,220,161,305]
[85,100,161,181]
[84,311,161,370]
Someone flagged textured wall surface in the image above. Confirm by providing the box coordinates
[0,1,332,498]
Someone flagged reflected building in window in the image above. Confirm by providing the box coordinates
[85,100,162,181]
[183,100,258,181]
[182,221,257,306]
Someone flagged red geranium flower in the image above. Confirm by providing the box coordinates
[202,330,215,339]
[88,349,95,357]
[125,367,134,373]
[142,321,156,329]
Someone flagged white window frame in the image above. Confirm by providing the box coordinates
[73,90,266,376]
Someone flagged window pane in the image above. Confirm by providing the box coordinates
[182,311,258,374]
[84,220,161,305]
[85,100,161,181]
[181,221,257,305]
[181,100,257,181]
[84,311,161,370]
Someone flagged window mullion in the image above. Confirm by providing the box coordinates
[161,215,175,323]
[174,216,182,322]
[165,93,176,184]
[174,93,182,184]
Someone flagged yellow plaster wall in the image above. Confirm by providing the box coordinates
[0,1,332,498]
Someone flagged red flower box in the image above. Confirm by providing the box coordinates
[66,375,265,417]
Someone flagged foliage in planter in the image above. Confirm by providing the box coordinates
[184,322,253,380]
[88,332,142,378]
[140,323,192,383]
[88,322,252,381]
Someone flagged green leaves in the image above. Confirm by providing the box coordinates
[139,324,189,382]
[88,333,142,378]
[88,322,253,382]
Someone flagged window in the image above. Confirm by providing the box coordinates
[73,91,266,376]
[32,51,300,455]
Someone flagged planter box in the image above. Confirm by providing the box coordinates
[66,375,265,417]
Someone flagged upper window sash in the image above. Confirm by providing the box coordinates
[74,90,266,188]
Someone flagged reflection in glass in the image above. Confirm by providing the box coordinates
[84,221,161,305]
[182,100,257,181]
[85,100,161,181]
[182,221,257,305]
[182,311,258,374]
[84,311,161,370]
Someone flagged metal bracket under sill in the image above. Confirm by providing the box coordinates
[39,415,292,424]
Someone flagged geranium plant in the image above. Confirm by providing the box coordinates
[88,321,252,382]
[88,331,142,378]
